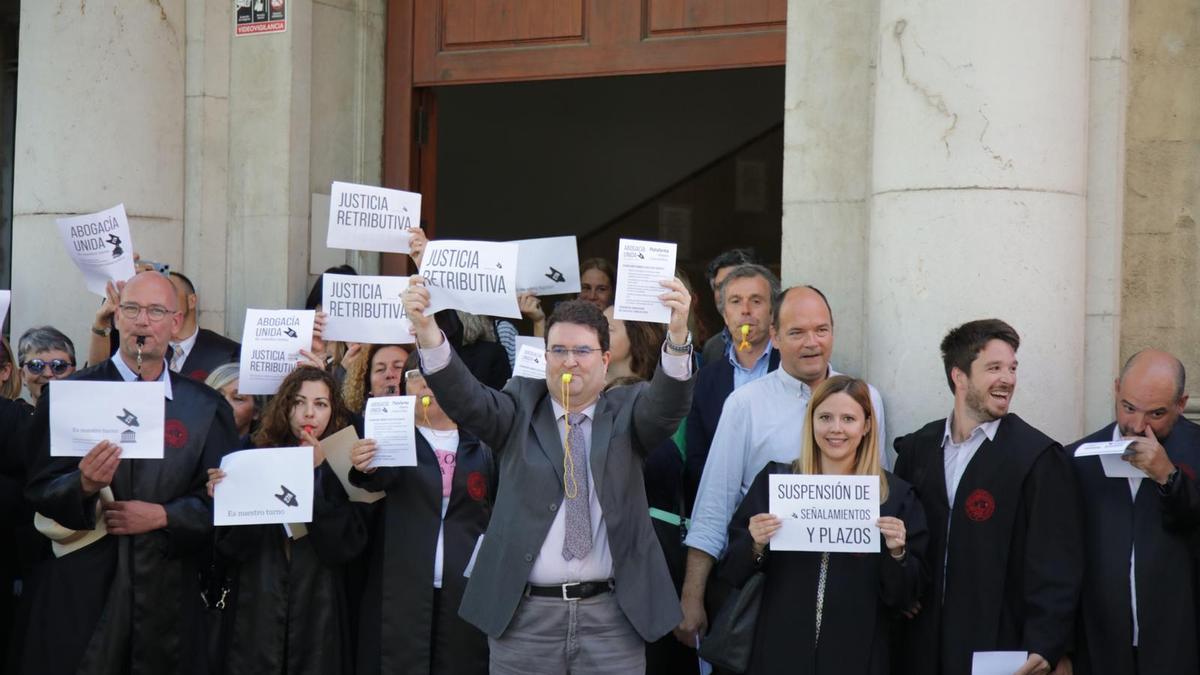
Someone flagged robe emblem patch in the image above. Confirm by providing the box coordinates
[964,488,995,522]
[467,471,487,501]
[1179,463,1196,481]
[165,419,188,449]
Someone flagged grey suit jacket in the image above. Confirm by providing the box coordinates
[424,349,694,641]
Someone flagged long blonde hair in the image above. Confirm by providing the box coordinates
[792,375,889,502]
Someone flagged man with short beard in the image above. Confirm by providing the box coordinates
[1066,349,1200,674]
[893,319,1082,675]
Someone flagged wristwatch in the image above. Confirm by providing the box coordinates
[91,325,111,338]
[665,331,693,355]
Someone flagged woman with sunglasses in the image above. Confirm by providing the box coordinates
[16,326,76,408]
[206,366,369,675]
[722,376,928,675]
[348,351,494,675]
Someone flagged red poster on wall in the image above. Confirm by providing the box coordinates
[235,0,286,37]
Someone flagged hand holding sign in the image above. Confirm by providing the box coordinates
[79,440,122,495]
[402,276,441,347]
[877,516,907,558]
[658,277,692,346]
[748,513,782,549]
[351,438,378,474]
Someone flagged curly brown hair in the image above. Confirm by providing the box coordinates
[253,367,351,448]
[342,343,410,414]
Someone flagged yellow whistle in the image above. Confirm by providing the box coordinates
[561,373,572,384]
[421,395,431,407]
[737,324,751,352]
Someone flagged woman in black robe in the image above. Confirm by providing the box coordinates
[722,376,928,675]
[348,352,493,675]
[207,367,369,675]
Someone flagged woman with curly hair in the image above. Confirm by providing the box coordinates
[342,343,410,415]
[207,367,369,675]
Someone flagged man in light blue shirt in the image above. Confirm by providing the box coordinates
[674,285,888,649]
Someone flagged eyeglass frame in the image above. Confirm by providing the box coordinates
[545,346,603,362]
[20,358,75,376]
[117,302,178,322]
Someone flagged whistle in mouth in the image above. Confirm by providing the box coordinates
[561,373,572,384]
[302,425,314,436]
[737,324,751,352]
[421,395,431,407]
[136,335,147,346]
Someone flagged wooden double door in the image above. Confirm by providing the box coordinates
[382,0,785,273]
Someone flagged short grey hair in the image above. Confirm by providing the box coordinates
[205,362,266,412]
[18,326,76,365]
[717,264,781,313]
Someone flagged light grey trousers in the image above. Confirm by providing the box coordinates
[488,592,646,675]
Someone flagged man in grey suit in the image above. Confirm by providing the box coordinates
[403,276,696,674]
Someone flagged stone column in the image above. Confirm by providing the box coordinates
[780,0,877,376]
[11,1,185,354]
[866,1,1090,444]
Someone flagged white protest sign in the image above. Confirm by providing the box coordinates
[364,396,417,467]
[971,652,1027,675]
[768,474,880,553]
[49,380,165,459]
[613,238,677,325]
[420,240,520,319]
[238,309,315,395]
[1073,438,1145,479]
[513,343,548,379]
[215,447,314,526]
[515,236,581,296]
[326,181,421,253]
[0,290,9,332]
[321,273,414,344]
[515,335,545,353]
[56,204,138,296]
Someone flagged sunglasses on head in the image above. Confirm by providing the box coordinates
[21,358,74,376]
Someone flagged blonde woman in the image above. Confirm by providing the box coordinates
[722,375,928,674]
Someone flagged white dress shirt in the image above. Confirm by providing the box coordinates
[941,413,1001,507]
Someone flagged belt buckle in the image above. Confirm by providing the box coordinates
[561,582,581,600]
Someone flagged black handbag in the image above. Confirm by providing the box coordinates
[698,570,765,673]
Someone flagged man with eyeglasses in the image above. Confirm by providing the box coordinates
[16,326,77,408]
[402,275,695,675]
[23,271,238,675]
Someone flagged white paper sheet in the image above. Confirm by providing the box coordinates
[515,236,581,296]
[215,446,314,526]
[971,651,1027,675]
[1074,439,1146,478]
[421,240,521,319]
[515,335,546,353]
[321,273,414,344]
[512,343,548,379]
[49,380,165,459]
[364,396,417,467]
[768,474,880,553]
[326,181,420,253]
[1073,440,1134,457]
[612,238,677,325]
[56,204,138,296]
[238,309,316,395]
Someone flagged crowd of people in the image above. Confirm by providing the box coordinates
[0,235,1197,675]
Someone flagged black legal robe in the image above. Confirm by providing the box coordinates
[1068,419,1200,675]
[721,464,929,675]
[349,430,495,675]
[22,361,238,675]
[892,414,1083,675]
[217,458,369,675]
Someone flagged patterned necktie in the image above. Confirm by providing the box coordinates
[562,412,592,560]
[168,343,183,373]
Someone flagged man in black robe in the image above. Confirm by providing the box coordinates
[893,319,1082,675]
[1067,349,1200,674]
[23,271,237,675]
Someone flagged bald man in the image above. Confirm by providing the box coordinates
[1066,349,1200,674]
[23,271,238,674]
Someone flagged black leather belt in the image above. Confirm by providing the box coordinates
[526,579,614,600]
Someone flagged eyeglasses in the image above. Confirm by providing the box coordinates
[21,358,74,376]
[118,303,175,322]
[546,346,601,361]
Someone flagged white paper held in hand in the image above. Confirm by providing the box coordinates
[215,447,315,526]
[613,238,677,325]
[49,380,165,459]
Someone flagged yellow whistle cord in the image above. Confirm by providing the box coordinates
[421,396,431,427]
[561,374,579,500]
[737,324,751,352]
